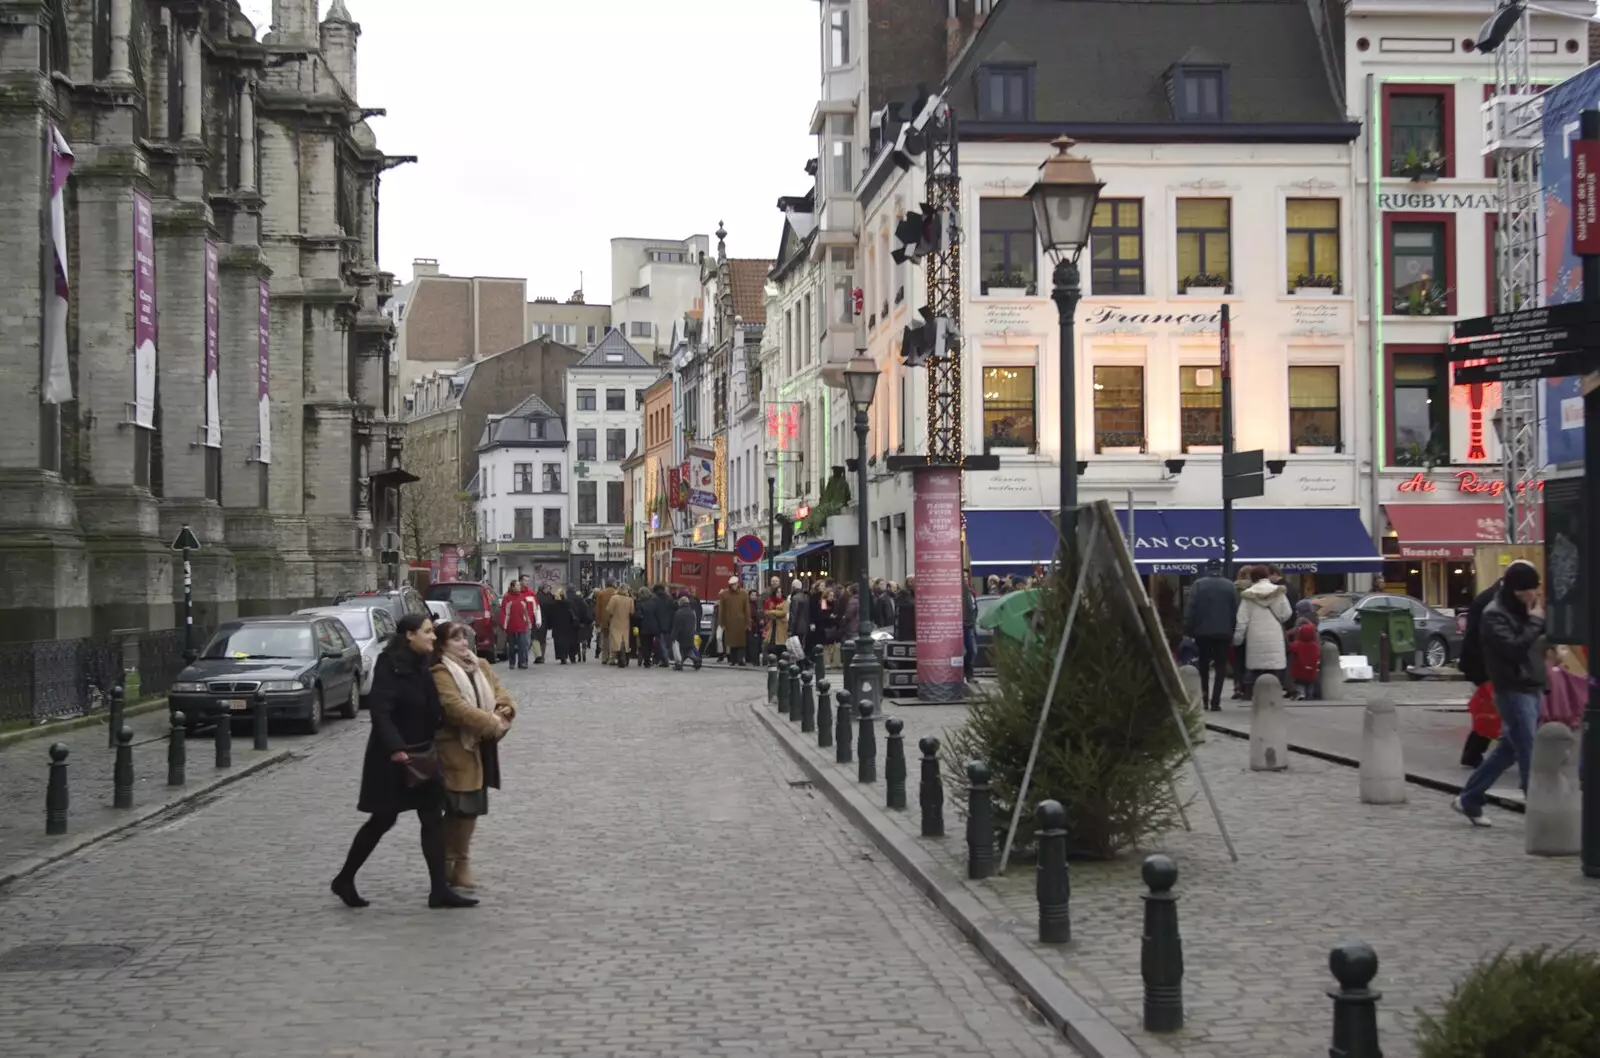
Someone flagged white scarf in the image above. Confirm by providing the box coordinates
[440,653,496,754]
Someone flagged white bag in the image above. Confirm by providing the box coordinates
[786,635,804,660]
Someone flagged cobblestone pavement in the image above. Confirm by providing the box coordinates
[777,699,1600,1058]
[0,659,1075,1058]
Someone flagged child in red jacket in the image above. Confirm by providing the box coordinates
[1288,622,1320,700]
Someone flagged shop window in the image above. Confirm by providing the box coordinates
[979,198,1037,295]
[1285,199,1340,293]
[1176,199,1231,293]
[1090,199,1144,295]
[978,64,1033,122]
[1383,87,1451,179]
[1385,216,1454,316]
[1093,365,1145,452]
[1392,352,1449,467]
[1289,366,1341,452]
[1179,366,1222,451]
[982,366,1037,452]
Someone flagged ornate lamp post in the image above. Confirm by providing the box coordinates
[1026,136,1104,538]
[843,354,883,715]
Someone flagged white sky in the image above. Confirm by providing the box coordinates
[237,1,818,301]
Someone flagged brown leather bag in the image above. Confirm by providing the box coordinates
[398,741,441,788]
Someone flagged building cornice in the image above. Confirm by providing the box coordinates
[961,121,1365,145]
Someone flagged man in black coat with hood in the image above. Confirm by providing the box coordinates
[1184,559,1239,711]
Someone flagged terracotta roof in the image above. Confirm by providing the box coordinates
[728,258,773,324]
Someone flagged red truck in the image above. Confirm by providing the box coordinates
[668,548,739,600]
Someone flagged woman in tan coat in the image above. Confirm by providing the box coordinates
[606,586,635,668]
[430,621,514,889]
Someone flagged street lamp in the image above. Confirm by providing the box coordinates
[843,353,883,714]
[1027,136,1104,539]
[765,451,777,591]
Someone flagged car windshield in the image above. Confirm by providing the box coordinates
[431,586,484,612]
[204,624,315,660]
[1309,594,1357,618]
[330,611,373,640]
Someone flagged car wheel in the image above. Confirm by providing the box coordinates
[341,682,359,720]
[1424,635,1449,668]
[302,687,323,735]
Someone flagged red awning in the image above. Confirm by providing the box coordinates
[1383,503,1544,560]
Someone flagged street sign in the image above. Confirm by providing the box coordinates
[734,534,765,563]
[1575,139,1600,255]
[1450,325,1595,361]
[381,530,401,552]
[1455,349,1594,384]
[170,525,201,552]
[380,549,401,566]
[1222,449,1263,478]
[1453,302,1600,339]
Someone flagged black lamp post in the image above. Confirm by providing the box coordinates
[1027,137,1104,540]
[843,354,883,715]
[766,463,777,589]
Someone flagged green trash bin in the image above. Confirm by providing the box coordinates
[1356,602,1416,674]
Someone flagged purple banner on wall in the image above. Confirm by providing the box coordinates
[913,466,966,701]
[203,240,221,448]
[132,191,157,428]
[257,278,272,464]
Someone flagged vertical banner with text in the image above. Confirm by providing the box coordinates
[203,240,221,447]
[913,466,966,701]
[132,191,157,428]
[257,278,272,464]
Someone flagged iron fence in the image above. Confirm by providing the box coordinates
[0,627,207,725]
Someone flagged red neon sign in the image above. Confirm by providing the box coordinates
[1396,471,1544,496]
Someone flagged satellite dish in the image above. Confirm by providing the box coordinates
[1476,1,1525,54]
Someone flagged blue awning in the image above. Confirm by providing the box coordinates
[771,539,833,569]
[966,507,1381,575]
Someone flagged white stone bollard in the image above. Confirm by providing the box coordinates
[1527,723,1581,857]
[1250,674,1289,772]
[1178,663,1207,743]
[1359,700,1407,804]
[1319,641,1345,701]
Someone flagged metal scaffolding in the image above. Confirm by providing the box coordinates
[922,102,964,465]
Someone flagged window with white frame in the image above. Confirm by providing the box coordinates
[828,1,850,67]
[829,114,854,196]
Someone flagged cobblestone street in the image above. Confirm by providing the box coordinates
[0,661,1073,1058]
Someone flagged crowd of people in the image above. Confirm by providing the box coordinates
[1179,561,1322,711]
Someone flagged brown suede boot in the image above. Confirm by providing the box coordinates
[453,816,478,889]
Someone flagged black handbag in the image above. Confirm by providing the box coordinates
[397,741,441,788]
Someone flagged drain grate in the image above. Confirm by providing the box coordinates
[0,943,137,972]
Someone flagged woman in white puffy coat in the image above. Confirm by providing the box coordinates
[1232,565,1293,687]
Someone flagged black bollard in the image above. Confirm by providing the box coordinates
[812,643,825,684]
[1378,632,1391,683]
[113,725,134,809]
[252,689,269,751]
[835,690,853,764]
[213,701,232,769]
[856,699,877,783]
[1141,853,1184,1032]
[884,718,907,809]
[800,671,815,732]
[107,682,125,748]
[966,761,997,880]
[1035,799,1070,944]
[777,661,791,716]
[918,736,944,837]
[1327,941,1383,1058]
[45,743,69,835]
[767,660,778,705]
[168,711,186,787]
[816,679,833,748]
[841,639,855,682]
[785,662,801,721]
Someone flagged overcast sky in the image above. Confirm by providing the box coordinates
[237,1,817,301]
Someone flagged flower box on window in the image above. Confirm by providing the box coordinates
[1180,273,1229,296]
[983,270,1034,297]
[1393,147,1445,183]
[1291,273,1340,297]
[1392,284,1450,317]
[1097,431,1146,455]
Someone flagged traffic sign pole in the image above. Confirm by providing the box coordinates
[1578,111,1600,879]
[1220,305,1234,579]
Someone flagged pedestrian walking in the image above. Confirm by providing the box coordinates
[533,585,555,663]
[717,576,752,666]
[962,576,979,682]
[594,583,616,662]
[1233,565,1292,692]
[671,596,700,670]
[498,579,536,669]
[607,586,635,668]
[1183,559,1238,711]
[1288,622,1320,701]
[1454,561,1546,828]
[894,577,917,641]
[1457,580,1500,767]
[548,587,577,664]
[429,621,514,890]
[787,580,811,660]
[649,585,675,667]
[331,613,477,910]
[763,583,788,661]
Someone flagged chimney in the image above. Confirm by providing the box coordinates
[320,0,360,100]
[413,258,440,278]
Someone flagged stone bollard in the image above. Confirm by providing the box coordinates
[812,643,825,684]
[45,743,69,835]
[786,663,802,722]
[168,711,186,787]
[1035,799,1070,943]
[213,701,232,769]
[1249,674,1289,772]
[1177,663,1207,742]
[841,639,856,681]
[113,726,134,809]
[767,660,779,705]
[1359,700,1407,805]
[799,671,816,732]
[856,699,877,783]
[253,690,270,751]
[816,679,833,747]
[1320,640,1345,701]
[1327,941,1383,1058]
[1527,722,1581,856]
[1141,854,1184,1032]
[107,682,125,748]
[966,761,997,880]
[835,690,853,764]
[884,718,907,809]
[919,737,945,837]
[779,661,794,719]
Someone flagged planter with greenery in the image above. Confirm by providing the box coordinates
[983,269,1035,297]
[1394,284,1450,316]
[1416,947,1600,1058]
[1291,273,1340,296]
[1395,146,1445,183]
[1181,273,1229,296]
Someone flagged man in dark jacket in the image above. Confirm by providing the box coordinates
[786,582,810,657]
[1183,560,1239,711]
[1453,560,1545,826]
[1456,580,1500,766]
[894,576,916,641]
[872,581,897,631]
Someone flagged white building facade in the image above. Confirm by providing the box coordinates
[474,395,570,592]
[611,234,712,362]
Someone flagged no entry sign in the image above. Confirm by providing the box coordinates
[734,534,765,563]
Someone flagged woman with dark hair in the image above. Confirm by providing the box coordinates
[331,613,477,909]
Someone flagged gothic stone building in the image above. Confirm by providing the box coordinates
[0,0,409,641]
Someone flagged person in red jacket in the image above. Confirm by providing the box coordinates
[499,580,539,669]
[1288,621,1320,701]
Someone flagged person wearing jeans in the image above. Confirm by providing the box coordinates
[1183,560,1239,711]
[1454,560,1546,827]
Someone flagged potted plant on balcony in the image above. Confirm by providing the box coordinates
[1291,273,1340,296]
[1184,431,1223,454]
[1395,146,1445,183]
[1180,273,1229,296]
[1097,430,1146,455]
[1293,424,1341,455]
[1393,284,1450,317]
[983,269,1033,297]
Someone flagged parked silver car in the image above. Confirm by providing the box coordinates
[295,603,397,697]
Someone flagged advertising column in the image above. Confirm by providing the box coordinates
[913,466,965,702]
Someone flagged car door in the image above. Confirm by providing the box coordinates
[311,620,345,700]
[330,620,361,699]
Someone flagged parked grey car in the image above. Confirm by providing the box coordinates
[1309,592,1464,669]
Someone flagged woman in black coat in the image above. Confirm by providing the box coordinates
[331,613,477,910]
[548,588,577,663]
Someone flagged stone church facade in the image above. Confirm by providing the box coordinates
[0,0,409,642]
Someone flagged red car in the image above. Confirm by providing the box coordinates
[425,581,505,660]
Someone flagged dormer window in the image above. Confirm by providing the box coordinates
[1166,64,1228,122]
[977,64,1033,122]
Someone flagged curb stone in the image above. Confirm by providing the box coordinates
[0,748,293,890]
[751,701,1144,1058]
